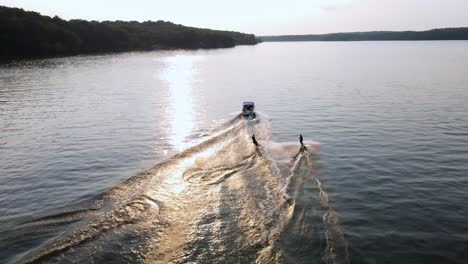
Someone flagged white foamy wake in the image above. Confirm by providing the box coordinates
[14,113,347,264]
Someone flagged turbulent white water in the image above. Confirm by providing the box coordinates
[9,113,347,264]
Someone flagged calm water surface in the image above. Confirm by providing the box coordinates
[1,42,468,263]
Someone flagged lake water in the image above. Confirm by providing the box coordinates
[1,42,468,263]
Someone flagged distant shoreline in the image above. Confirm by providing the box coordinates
[259,27,468,42]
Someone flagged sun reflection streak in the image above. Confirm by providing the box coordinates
[163,55,200,150]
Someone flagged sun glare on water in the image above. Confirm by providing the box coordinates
[162,55,200,150]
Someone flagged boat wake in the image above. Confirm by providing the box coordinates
[5,113,349,264]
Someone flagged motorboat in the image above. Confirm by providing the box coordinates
[242,101,255,117]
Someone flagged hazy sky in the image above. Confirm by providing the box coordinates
[4,0,468,35]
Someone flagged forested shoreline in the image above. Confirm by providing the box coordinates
[260,28,468,42]
[0,6,258,60]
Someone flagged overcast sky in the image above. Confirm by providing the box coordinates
[3,0,468,35]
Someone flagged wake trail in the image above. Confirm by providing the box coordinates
[279,147,349,264]
[10,113,348,264]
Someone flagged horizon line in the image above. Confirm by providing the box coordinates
[260,27,468,37]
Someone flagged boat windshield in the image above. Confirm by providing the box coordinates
[243,105,254,111]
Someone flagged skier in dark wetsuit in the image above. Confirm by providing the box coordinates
[252,134,259,147]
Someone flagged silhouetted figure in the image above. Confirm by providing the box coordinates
[299,134,304,147]
[252,134,259,147]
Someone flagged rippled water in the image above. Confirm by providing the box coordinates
[1,42,468,263]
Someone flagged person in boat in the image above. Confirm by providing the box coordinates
[252,134,259,147]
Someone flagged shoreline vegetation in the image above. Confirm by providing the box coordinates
[0,6,258,60]
[259,27,468,42]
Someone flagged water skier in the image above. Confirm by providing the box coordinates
[252,134,259,147]
[299,134,307,152]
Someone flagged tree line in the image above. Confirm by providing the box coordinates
[259,28,468,42]
[0,6,258,60]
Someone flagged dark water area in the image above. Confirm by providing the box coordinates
[1,42,468,263]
